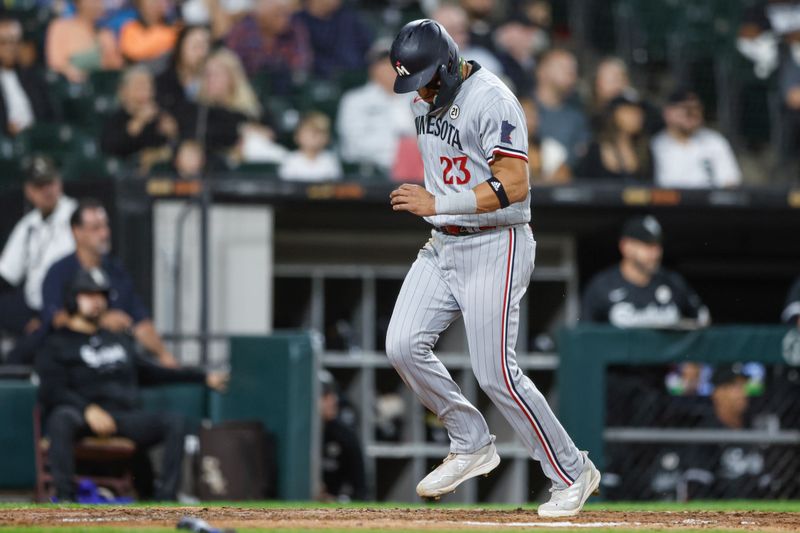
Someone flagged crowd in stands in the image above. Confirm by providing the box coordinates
[1,0,797,185]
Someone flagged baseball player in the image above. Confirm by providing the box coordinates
[385,20,599,517]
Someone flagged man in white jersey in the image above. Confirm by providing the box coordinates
[385,20,600,517]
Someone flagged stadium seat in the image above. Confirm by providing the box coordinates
[233,162,281,179]
[33,405,136,502]
[61,154,123,181]
[14,123,99,164]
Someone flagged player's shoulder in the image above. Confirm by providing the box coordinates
[468,64,521,110]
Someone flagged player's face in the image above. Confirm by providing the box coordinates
[621,238,662,276]
[76,292,108,321]
[417,73,441,104]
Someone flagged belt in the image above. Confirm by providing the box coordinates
[434,225,498,236]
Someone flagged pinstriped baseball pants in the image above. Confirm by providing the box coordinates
[385,224,584,488]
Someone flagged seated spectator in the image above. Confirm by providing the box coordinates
[590,57,662,136]
[336,40,415,174]
[155,25,212,117]
[224,0,312,90]
[433,3,503,75]
[0,16,60,136]
[42,199,179,368]
[737,0,800,79]
[534,48,591,168]
[185,49,283,161]
[576,94,653,182]
[295,0,372,80]
[280,111,342,182]
[782,276,800,326]
[174,140,207,179]
[36,267,227,502]
[0,156,76,363]
[319,371,366,502]
[581,215,710,329]
[651,90,742,188]
[100,66,178,165]
[119,0,179,66]
[45,0,123,84]
[493,19,544,95]
[520,97,570,183]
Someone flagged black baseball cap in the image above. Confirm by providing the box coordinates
[23,154,60,185]
[620,215,663,244]
[711,364,746,387]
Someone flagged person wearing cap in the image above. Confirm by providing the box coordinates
[651,89,741,188]
[42,198,179,368]
[36,267,227,502]
[575,93,653,181]
[581,215,710,328]
[336,39,416,174]
[318,370,366,502]
[0,155,76,354]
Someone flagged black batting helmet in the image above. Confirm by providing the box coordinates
[65,268,111,314]
[390,19,462,114]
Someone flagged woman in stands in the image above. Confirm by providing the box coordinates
[155,25,212,116]
[576,93,653,182]
[45,0,123,83]
[100,66,178,165]
[178,48,281,163]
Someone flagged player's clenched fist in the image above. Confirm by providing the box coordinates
[390,184,435,216]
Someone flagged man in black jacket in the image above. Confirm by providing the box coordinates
[36,268,226,501]
[0,16,59,136]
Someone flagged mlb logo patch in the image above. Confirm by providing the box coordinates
[500,120,515,143]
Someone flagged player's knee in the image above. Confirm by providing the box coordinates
[385,329,409,366]
[475,370,506,399]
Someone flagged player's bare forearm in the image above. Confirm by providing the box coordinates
[390,156,528,217]
[390,184,436,216]
[474,155,530,213]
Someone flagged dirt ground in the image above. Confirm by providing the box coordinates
[1,507,800,531]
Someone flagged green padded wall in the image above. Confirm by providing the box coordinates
[209,333,316,500]
[139,384,207,432]
[557,325,792,471]
[0,382,37,488]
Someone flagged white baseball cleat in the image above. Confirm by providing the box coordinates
[416,437,501,499]
[537,452,601,518]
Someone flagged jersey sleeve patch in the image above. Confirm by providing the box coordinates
[500,120,516,144]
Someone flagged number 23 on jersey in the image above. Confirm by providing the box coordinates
[440,155,471,185]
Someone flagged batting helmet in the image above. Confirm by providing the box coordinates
[390,19,462,115]
[65,268,111,315]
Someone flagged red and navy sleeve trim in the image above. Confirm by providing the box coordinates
[486,145,529,165]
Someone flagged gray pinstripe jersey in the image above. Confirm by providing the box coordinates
[412,63,531,228]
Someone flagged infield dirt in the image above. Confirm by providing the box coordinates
[2,506,800,531]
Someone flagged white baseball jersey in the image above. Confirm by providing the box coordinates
[386,63,585,493]
[412,63,530,228]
